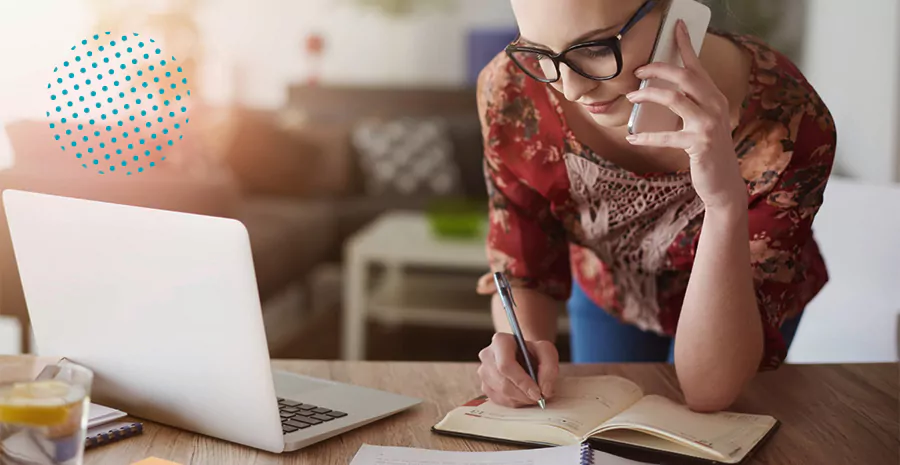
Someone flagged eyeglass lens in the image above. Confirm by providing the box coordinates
[509,44,619,81]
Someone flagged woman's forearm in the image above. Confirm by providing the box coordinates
[491,288,563,342]
[675,204,763,412]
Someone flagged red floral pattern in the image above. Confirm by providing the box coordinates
[474,32,836,370]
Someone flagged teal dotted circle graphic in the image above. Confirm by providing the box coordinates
[46,32,191,175]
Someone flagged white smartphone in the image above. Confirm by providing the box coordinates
[627,0,712,135]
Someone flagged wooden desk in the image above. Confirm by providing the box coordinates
[3,358,896,464]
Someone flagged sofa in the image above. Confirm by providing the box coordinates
[223,84,487,258]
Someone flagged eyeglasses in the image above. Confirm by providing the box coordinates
[506,0,658,83]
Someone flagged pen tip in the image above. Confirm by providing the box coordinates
[538,398,546,410]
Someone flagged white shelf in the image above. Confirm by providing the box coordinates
[0,316,22,355]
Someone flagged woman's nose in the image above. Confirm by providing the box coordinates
[557,64,598,102]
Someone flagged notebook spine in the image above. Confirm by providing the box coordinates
[84,422,143,450]
[579,442,594,465]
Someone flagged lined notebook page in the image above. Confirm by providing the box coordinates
[349,444,647,465]
[599,395,776,462]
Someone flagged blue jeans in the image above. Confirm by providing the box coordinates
[567,282,803,364]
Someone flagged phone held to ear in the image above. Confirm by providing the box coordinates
[627,0,711,135]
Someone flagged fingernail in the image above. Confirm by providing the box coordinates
[634,68,646,78]
[626,135,638,143]
[527,388,541,402]
[678,19,688,33]
[626,91,638,101]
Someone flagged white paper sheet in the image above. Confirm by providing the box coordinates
[349,444,649,465]
[87,402,127,428]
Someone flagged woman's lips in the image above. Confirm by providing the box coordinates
[582,96,622,114]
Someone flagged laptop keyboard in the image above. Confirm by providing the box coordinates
[278,397,348,435]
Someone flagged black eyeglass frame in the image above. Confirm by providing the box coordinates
[505,0,659,83]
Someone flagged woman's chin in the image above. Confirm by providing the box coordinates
[587,109,632,129]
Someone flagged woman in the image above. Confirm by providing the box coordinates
[474,0,835,412]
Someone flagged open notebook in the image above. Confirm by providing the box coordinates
[432,376,778,464]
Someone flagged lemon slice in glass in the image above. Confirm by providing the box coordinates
[0,380,79,427]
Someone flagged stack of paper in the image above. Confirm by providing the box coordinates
[87,403,127,429]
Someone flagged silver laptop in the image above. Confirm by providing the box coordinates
[2,189,421,453]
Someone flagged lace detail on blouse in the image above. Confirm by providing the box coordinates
[565,153,705,331]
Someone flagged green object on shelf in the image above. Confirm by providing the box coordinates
[426,199,487,239]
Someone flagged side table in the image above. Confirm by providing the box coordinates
[341,211,489,361]
[342,211,572,361]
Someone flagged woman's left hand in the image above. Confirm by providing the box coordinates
[625,20,747,212]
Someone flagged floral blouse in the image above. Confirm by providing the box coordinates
[474,32,837,370]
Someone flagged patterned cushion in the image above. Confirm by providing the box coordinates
[352,117,461,196]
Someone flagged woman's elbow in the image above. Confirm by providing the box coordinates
[675,344,762,412]
[677,364,754,413]
[683,386,741,413]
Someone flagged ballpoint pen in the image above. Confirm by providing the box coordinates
[493,271,546,410]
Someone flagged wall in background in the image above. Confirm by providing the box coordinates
[195,0,516,109]
[705,0,807,62]
[801,0,900,184]
[0,0,516,166]
[0,0,92,170]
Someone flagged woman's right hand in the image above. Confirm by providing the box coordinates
[477,333,559,408]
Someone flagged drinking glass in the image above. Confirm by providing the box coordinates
[0,359,93,465]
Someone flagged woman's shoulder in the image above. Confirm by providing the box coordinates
[725,32,837,204]
[475,51,556,128]
[726,31,833,127]
[477,51,532,112]
[475,51,567,166]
